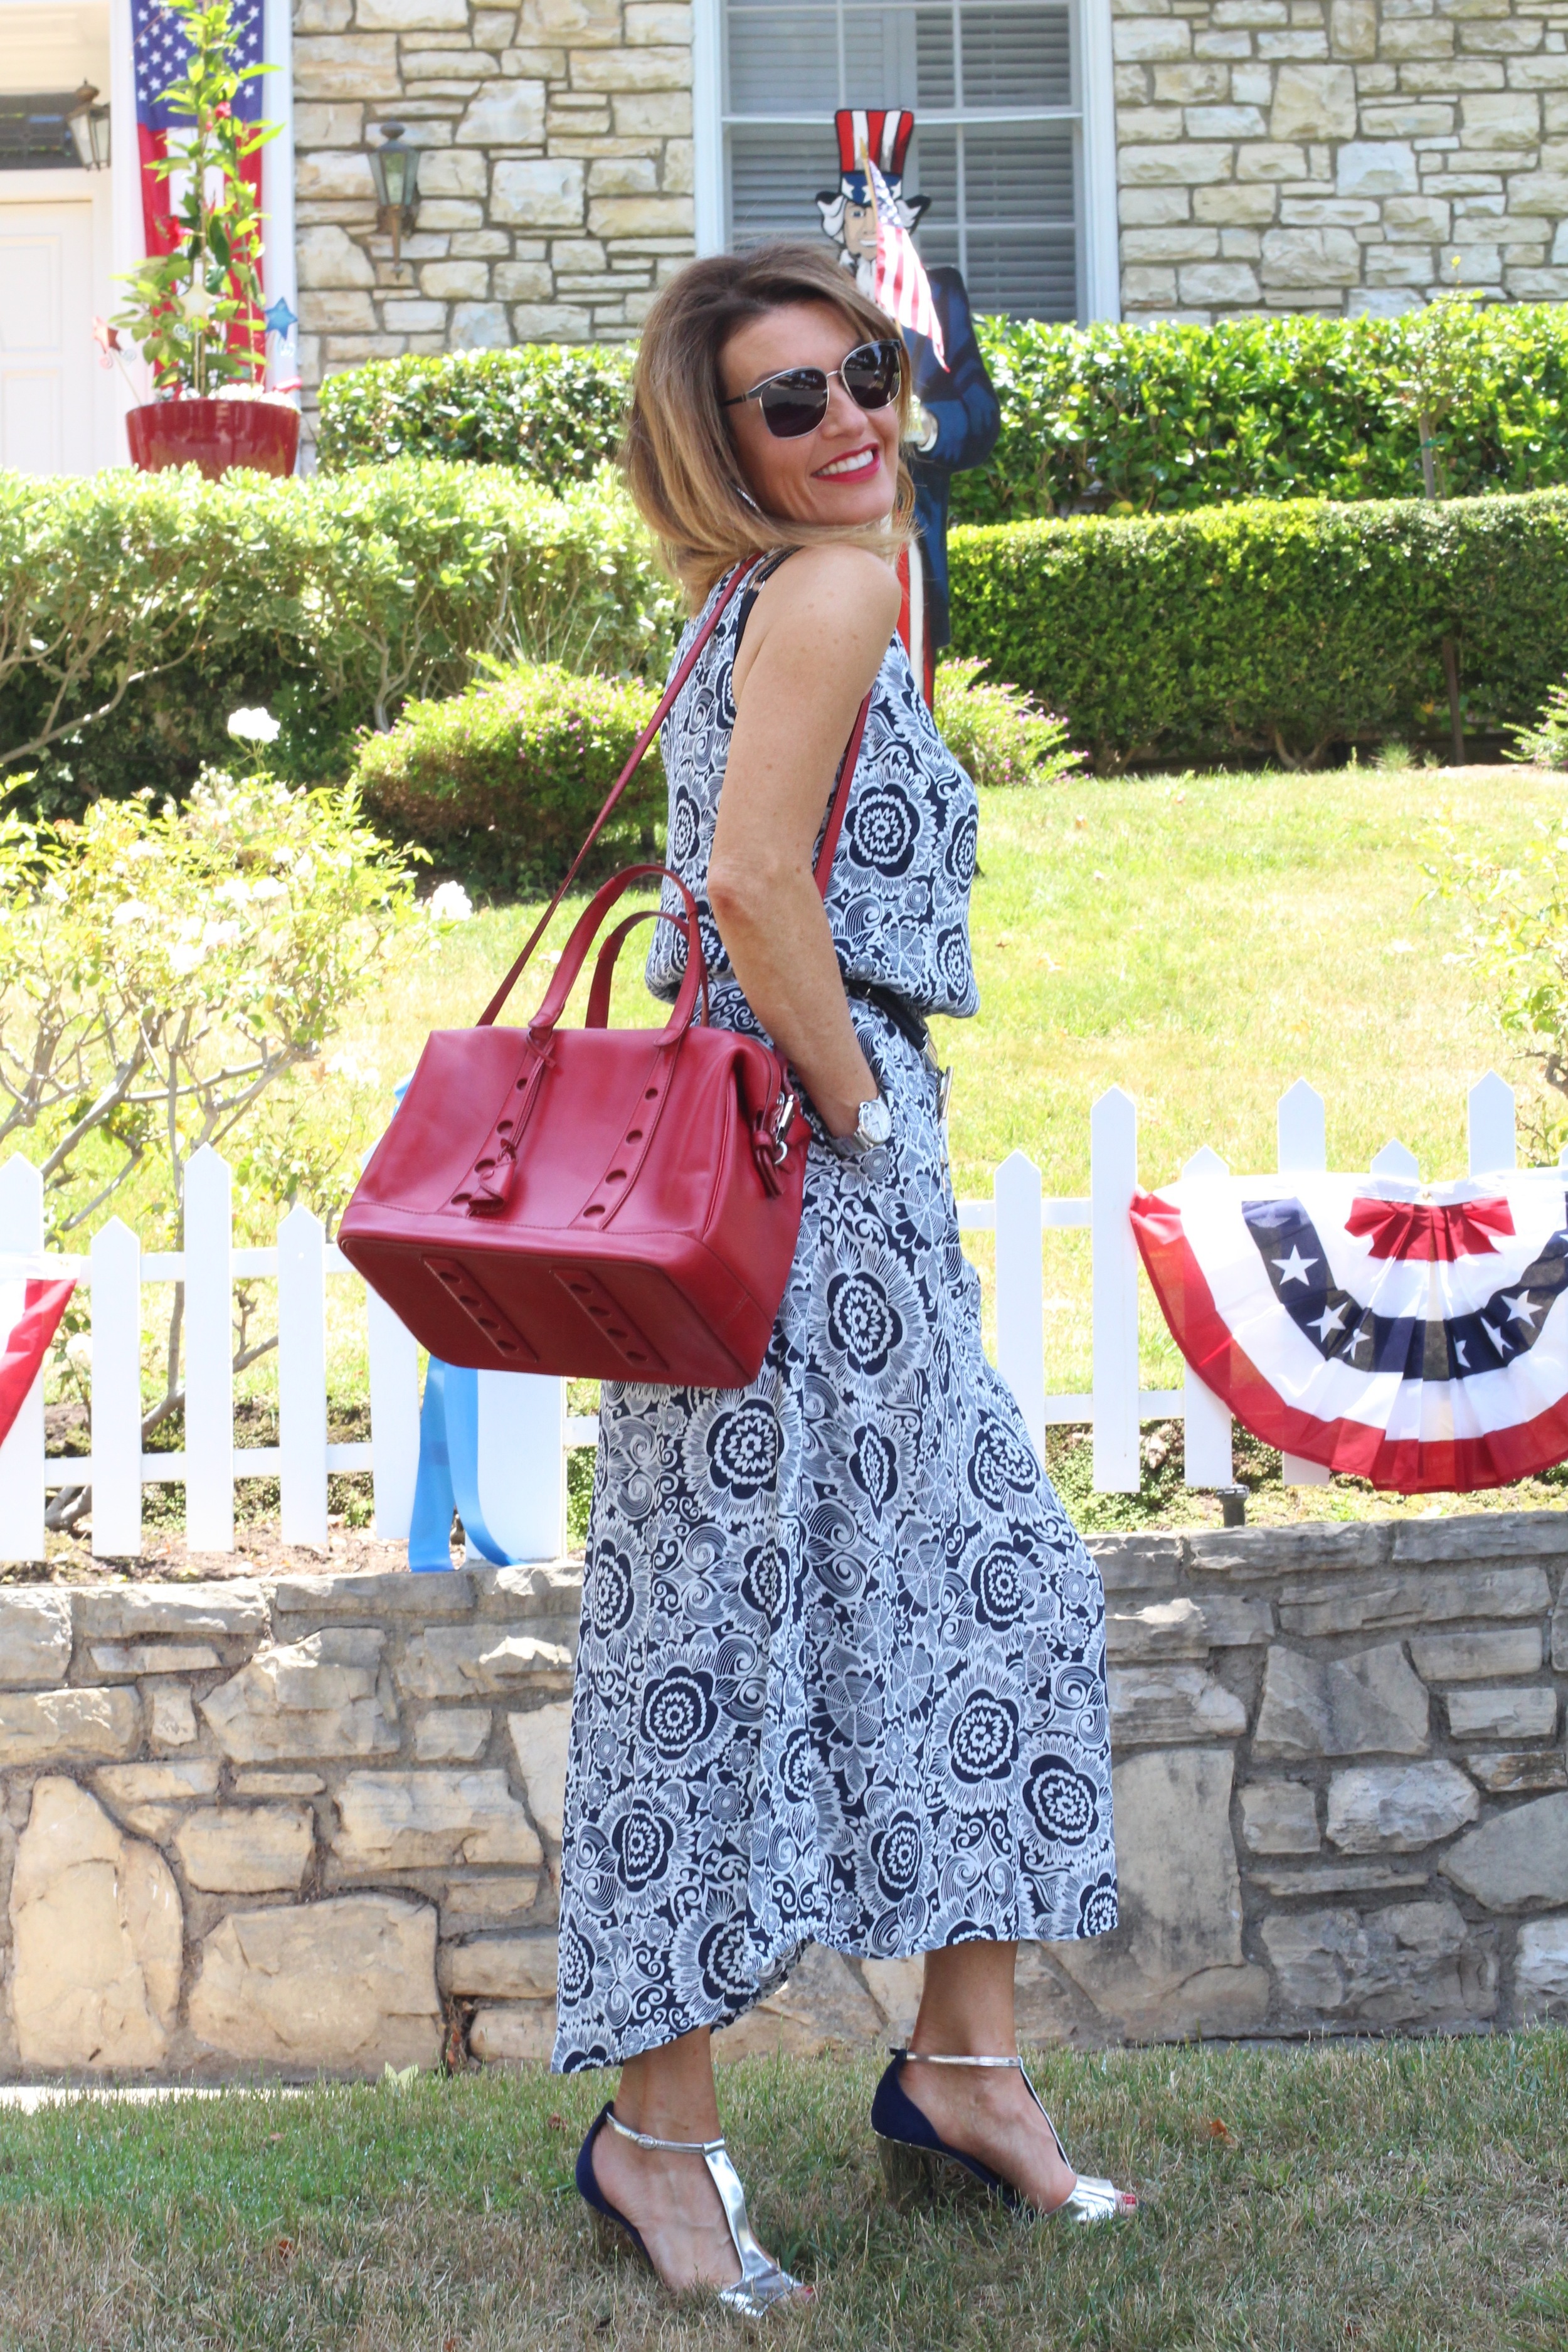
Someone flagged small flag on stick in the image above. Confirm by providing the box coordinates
[863,149,946,371]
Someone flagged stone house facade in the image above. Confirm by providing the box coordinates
[281,0,1568,426]
[1110,0,1568,323]
[5,0,1568,472]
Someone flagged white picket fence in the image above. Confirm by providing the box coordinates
[0,1069,1528,1563]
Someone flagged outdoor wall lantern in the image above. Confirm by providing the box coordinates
[368,122,419,263]
[66,80,112,171]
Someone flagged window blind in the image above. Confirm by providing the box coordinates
[721,0,1081,321]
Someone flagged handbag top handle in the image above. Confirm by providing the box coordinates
[479,554,874,1029]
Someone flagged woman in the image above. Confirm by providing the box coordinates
[555,242,1132,2311]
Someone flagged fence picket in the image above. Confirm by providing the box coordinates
[0,1157,46,1564]
[366,1286,421,1539]
[1467,1070,1517,1175]
[1277,1078,1327,1175]
[1180,1147,1234,1488]
[183,1146,233,1553]
[1370,1138,1420,1182]
[475,1373,568,1561]
[278,1204,328,1549]
[1275,1081,1331,1485]
[90,1219,142,1559]
[1091,1087,1140,1493]
[994,1151,1046,1463]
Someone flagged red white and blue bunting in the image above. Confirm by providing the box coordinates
[1131,1171,1568,1493]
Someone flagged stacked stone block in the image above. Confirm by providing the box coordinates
[1111,0,1568,320]
[290,0,695,421]
[1,1511,1565,2076]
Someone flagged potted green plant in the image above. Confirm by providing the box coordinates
[105,0,300,479]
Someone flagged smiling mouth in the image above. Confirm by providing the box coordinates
[813,445,880,481]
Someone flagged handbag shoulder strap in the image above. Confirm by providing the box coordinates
[479,556,761,1027]
[479,554,877,1025]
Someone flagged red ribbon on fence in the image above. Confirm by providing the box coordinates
[1345,1194,1515,1263]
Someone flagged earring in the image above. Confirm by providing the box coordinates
[734,482,762,513]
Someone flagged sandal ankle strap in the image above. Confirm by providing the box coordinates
[893,2048,1022,2068]
[602,2104,726,2157]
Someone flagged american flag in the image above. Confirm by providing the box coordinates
[0,1263,75,1452]
[866,154,946,373]
[132,0,267,266]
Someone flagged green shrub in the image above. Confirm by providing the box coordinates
[0,769,428,1244]
[0,462,675,817]
[317,344,633,479]
[314,308,1568,526]
[933,657,1081,788]
[1512,680,1568,770]
[352,660,661,890]
[958,304,1568,526]
[948,489,1568,771]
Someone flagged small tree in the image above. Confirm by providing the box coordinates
[0,766,432,1525]
[1428,805,1568,1156]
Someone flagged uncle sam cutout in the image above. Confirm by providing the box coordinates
[818,108,1000,704]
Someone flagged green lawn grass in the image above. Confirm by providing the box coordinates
[1,2037,1565,2349]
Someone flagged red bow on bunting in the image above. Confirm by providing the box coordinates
[1344,1194,1515,1262]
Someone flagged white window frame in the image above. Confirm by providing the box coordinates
[690,0,1118,322]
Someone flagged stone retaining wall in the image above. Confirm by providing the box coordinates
[1111,0,1568,321]
[2,1511,1565,2077]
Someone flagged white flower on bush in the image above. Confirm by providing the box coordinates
[228,706,281,744]
[428,881,474,923]
[112,899,154,928]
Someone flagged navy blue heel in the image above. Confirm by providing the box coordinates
[575,2102,656,2266]
[871,2050,1136,2223]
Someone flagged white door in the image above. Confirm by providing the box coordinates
[0,200,95,474]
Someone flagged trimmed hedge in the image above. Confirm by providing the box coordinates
[0,460,674,818]
[318,346,633,480]
[315,307,1568,524]
[352,660,661,889]
[948,489,1568,771]
[960,306,1568,526]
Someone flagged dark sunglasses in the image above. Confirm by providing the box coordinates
[719,338,903,440]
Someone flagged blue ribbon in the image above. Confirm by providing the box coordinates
[407,1357,524,1572]
[393,1062,526,1573]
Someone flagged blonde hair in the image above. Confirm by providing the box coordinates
[623,241,915,604]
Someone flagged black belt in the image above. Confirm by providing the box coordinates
[843,979,932,1057]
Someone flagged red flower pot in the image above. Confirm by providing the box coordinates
[126,397,300,481]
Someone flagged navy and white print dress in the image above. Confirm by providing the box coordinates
[552,568,1116,2072]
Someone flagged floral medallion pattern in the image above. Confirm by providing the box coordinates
[553,577,1116,2072]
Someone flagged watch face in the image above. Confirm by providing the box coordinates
[860,1097,893,1147]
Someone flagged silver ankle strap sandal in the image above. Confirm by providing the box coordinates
[873,2050,1137,2223]
[578,2101,809,2314]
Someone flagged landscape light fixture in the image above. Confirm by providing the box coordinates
[66,80,112,171]
[368,122,419,263]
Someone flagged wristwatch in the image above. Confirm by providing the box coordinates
[832,1094,893,1162]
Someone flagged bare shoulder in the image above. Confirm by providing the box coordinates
[741,543,902,694]
[763,542,902,632]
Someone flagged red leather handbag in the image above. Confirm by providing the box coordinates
[338,558,871,1389]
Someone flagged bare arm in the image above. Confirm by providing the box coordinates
[706,545,902,1138]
